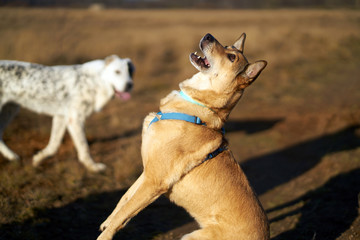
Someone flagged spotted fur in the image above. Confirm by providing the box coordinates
[0,55,134,172]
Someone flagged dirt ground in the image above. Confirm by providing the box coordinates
[0,8,359,240]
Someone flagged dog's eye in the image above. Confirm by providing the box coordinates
[228,54,236,62]
[115,70,121,75]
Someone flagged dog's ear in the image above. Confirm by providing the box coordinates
[233,33,246,53]
[105,55,117,66]
[245,60,267,79]
[238,60,267,88]
[126,59,135,78]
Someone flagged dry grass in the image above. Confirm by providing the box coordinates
[0,8,359,240]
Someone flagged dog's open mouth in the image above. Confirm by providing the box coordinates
[190,52,211,71]
[115,90,131,101]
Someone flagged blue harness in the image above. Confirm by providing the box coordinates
[148,91,227,161]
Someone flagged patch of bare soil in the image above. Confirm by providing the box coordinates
[0,8,359,240]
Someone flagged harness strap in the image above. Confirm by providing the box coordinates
[149,112,205,127]
[148,111,226,161]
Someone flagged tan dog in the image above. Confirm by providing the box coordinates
[97,33,269,240]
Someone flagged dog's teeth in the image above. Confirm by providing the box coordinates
[194,51,198,55]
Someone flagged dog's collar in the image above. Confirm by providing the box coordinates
[179,90,214,112]
[148,111,226,161]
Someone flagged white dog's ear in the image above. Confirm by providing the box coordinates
[233,33,246,53]
[126,59,135,77]
[105,55,117,66]
[244,60,267,80]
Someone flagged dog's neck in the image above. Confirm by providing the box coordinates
[159,85,244,130]
[188,88,244,123]
[179,90,215,112]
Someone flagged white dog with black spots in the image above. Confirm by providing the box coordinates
[0,55,134,172]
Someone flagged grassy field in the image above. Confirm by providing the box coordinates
[0,8,359,240]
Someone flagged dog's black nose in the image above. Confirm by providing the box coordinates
[204,33,215,42]
[125,82,133,92]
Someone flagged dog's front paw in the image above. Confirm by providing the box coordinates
[99,219,110,232]
[88,162,107,172]
[0,146,20,162]
[32,154,44,167]
[97,229,113,240]
[8,152,20,162]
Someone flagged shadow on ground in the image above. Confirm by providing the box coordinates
[243,124,360,240]
[225,118,283,134]
[88,126,142,145]
[242,124,360,195]
[0,191,193,240]
[0,123,359,240]
[270,168,360,240]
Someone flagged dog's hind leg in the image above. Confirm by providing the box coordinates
[33,115,67,167]
[66,116,106,172]
[0,102,20,161]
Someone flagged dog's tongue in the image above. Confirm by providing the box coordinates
[115,91,131,101]
[204,57,210,67]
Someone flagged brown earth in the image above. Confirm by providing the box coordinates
[0,8,359,240]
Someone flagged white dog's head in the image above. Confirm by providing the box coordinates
[101,55,135,101]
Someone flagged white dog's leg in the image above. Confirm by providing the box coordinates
[33,115,67,167]
[66,117,106,172]
[0,103,20,161]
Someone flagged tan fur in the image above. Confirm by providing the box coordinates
[97,33,269,240]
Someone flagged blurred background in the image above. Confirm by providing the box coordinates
[0,1,359,240]
[1,0,360,8]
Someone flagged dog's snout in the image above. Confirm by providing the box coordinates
[204,33,215,42]
[125,82,133,92]
[201,33,215,50]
